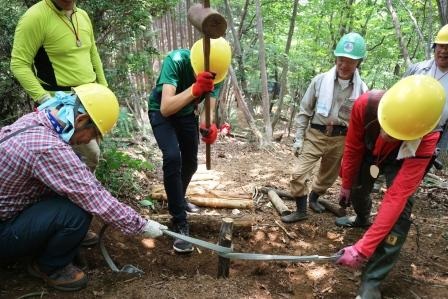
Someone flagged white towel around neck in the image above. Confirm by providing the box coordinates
[315,66,366,117]
[397,138,422,160]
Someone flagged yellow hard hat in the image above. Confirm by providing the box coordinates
[434,24,448,44]
[73,83,119,137]
[378,75,445,141]
[190,37,232,84]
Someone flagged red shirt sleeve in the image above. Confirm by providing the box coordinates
[341,92,368,189]
[354,132,439,258]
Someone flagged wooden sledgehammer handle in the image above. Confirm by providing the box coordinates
[187,1,227,170]
[203,18,211,170]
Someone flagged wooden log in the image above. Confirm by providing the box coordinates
[228,132,247,139]
[217,218,233,278]
[151,194,253,209]
[318,198,347,217]
[267,190,291,216]
[151,185,252,199]
[188,197,253,209]
[187,4,227,38]
[150,187,253,209]
[150,214,254,233]
[259,187,294,200]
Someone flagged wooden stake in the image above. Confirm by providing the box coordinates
[217,217,233,278]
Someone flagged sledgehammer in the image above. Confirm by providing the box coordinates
[187,1,227,170]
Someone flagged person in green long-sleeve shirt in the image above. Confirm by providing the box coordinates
[11,0,106,172]
[11,0,108,245]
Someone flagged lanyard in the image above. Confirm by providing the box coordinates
[46,109,64,134]
[45,0,82,47]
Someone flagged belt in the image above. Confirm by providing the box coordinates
[310,123,347,137]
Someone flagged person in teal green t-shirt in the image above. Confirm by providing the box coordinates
[148,38,231,253]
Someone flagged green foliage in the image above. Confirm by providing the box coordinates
[96,107,155,197]
[79,0,178,104]
[114,108,136,137]
[0,0,30,124]
[227,0,442,96]
[96,140,154,198]
[138,198,155,209]
[0,0,445,129]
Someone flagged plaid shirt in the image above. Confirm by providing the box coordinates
[0,110,146,235]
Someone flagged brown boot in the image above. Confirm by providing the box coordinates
[81,230,99,247]
[28,262,87,291]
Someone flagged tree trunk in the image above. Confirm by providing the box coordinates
[399,0,429,59]
[171,11,177,49]
[229,66,265,147]
[186,0,194,47]
[254,0,272,144]
[224,0,254,117]
[337,0,354,36]
[165,14,172,51]
[178,2,185,48]
[271,0,299,130]
[386,0,411,67]
[238,0,250,39]
[437,0,448,25]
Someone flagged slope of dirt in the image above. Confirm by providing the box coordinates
[1,135,448,299]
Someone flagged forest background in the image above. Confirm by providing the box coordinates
[1,0,448,147]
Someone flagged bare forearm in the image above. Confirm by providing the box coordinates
[160,85,195,117]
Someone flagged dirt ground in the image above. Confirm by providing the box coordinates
[1,134,448,299]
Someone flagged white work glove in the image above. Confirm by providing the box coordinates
[142,220,167,238]
[292,138,303,157]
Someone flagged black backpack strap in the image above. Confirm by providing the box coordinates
[364,90,385,151]
[0,125,42,145]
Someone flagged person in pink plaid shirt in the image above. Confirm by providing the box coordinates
[0,83,166,291]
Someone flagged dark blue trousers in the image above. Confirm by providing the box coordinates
[149,111,199,224]
[0,196,91,274]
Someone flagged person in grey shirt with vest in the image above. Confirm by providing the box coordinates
[404,24,448,166]
[282,32,368,223]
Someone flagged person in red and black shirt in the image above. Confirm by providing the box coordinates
[333,75,445,299]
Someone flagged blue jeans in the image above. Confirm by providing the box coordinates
[0,196,91,274]
[149,111,199,224]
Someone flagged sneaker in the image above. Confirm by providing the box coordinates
[172,222,194,253]
[185,200,200,213]
[28,262,87,291]
[81,230,99,247]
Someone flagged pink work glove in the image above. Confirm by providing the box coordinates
[200,123,218,144]
[338,187,351,208]
[191,72,215,98]
[220,122,231,136]
[335,245,367,269]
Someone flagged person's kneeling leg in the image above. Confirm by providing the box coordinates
[0,196,91,291]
